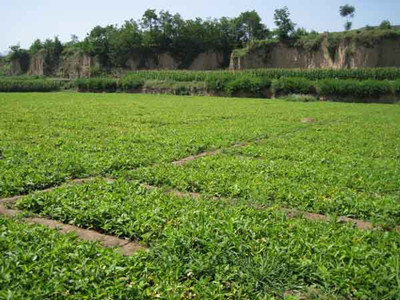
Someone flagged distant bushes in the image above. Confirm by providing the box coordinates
[1,71,400,103]
[0,78,61,92]
[272,77,314,95]
[118,76,144,91]
[318,79,393,98]
[74,78,117,93]
[143,80,207,95]
[225,77,271,97]
[121,68,400,82]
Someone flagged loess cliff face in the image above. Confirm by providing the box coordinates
[229,36,400,70]
[10,35,400,76]
[19,51,224,77]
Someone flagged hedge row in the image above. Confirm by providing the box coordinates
[121,68,400,82]
[0,79,61,92]
[1,76,399,102]
[71,76,400,101]
[74,78,117,93]
[274,78,400,99]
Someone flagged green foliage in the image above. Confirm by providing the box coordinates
[116,69,400,100]
[318,79,393,98]
[272,77,314,95]
[15,179,400,299]
[1,93,400,298]
[233,11,270,46]
[380,20,392,30]
[391,80,400,96]
[27,37,64,75]
[8,45,30,73]
[143,80,207,95]
[327,34,340,61]
[339,4,355,18]
[0,57,11,76]
[294,32,323,51]
[274,7,296,40]
[123,68,400,82]
[74,78,117,92]
[339,4,356,31]
[69,9,270,69]
[225,76,271,97]
[0,78,61,92]
[119,75,144,91]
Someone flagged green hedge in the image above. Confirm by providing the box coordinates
[272,77,314,95]
[143,80,207,95]
[122,68,400,82]
[318,79,393,98]
[0,79,61,92]
[225,77,271,97]
[391,80,400,97]
[118,76,144,91]
[74,78,117,93]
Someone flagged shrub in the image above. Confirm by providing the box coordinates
[318,79,392,98]
[391,80,400,97]
[225,76,271,97]
[205,73,236,92]
[272,77,314,95]
[74,78,117,93]
[143,80,207,96]
[118,76,144,91]
[0,79,61,92]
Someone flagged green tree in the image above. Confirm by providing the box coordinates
[339,4,355,31]
[70,34,79,44]
[9,45,30,73]
[274,7,296,40]
[141,9,159,32]
[109,20,142,67]
[85,25,117,68]
[234,11,269,46]
[379,20,392,30]
[29,39,43,54]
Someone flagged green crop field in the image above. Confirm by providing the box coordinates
[1,92,400,299]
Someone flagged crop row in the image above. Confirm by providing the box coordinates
[13,179,400,299]
[121,68,400,81]
[0,78,62,92]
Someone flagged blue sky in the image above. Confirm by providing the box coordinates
[1,0,399,54]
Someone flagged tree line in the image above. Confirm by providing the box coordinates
[7,8,312,70]
[5,4,397,71]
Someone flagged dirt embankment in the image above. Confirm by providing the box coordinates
[230,36,400,70]
[11,35,400,76]
[21,51,224,77]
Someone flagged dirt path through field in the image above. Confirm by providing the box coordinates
[0,204,146,255]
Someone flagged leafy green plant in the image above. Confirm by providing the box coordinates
[74,77,117,92]
[272,77,314,95]
[2,92,400,299]
[0,78,61,92]
[15,179,400,299]
[318,79,393,98]
[225,76,271,97]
